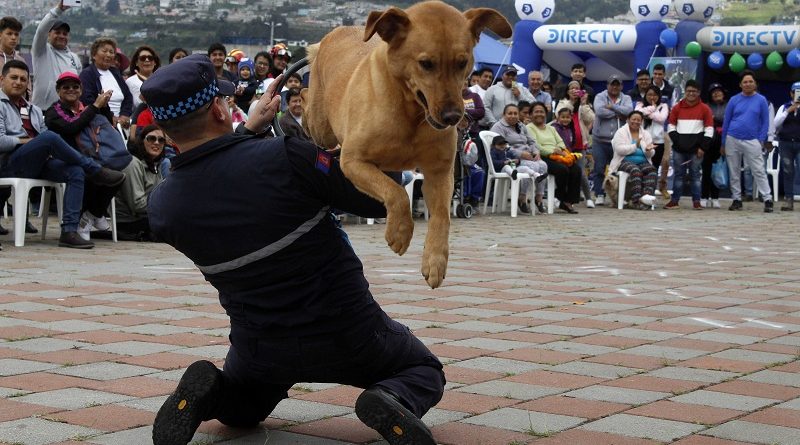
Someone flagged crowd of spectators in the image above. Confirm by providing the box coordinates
[1,2,798,251]
[0,1,302,249]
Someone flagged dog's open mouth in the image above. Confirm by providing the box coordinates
[416,91,448,130]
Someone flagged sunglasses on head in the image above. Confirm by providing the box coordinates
[138,54,155,62]
[145,135,166,144]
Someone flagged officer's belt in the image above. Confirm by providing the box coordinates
[196,206,330,275]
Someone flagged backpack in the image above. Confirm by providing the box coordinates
[76,114,132,171]
[461,138,479,167]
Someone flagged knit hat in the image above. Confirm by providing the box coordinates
[237,58,255,74]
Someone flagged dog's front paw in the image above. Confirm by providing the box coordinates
[385,212,413,256]
[421,250,448,289]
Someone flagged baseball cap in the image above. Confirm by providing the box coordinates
[503,66,518,75]
[708,82,724,94]
[55,71,80,87]
[50,20,70,32]
[607,74,621,84]
[792,81,800,91]
[141,54,235,122]
[491,135,507,146]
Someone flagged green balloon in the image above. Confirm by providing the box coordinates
[729,52,746,73]
[766,51,784,71]
[685,41,702,58]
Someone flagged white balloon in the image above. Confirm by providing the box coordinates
[630,0,672,22]
[515,0,556,23]
[674,0,718,22]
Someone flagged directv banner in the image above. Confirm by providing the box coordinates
[533,25,637,51]
[696,25,800,53]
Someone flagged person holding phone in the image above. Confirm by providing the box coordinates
[31,1,83,110]
[774,81,800,211]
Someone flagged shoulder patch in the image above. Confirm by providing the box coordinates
[315,150,331,175]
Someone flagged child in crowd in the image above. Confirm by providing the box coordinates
[552,107,592,204]
[490,135,541,182]
[228,96,247,127]
[281,72,303,111]
[234,58,258,110]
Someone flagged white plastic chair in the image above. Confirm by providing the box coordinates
[0,178,64,247]
[617,171,630,210]
[405,172,428,220]
[116,122,129,146]
[765,148,780,203]
[479,131,534,217]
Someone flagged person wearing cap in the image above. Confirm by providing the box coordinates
[143,54,444,445]
[44,71,128,240]
[591,74,633,205]
[79,37,133,129]
[701,82,728,208]
[774,81,800,211]
[0,60,126,248]
[721,70,774,212]
[208,43,236,83]
[31,1,83,111]
[484,65,534,126]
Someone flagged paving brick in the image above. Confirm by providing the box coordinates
[627,400,743,425]
[534,429,663,445]
[704,420,800,445]
[581,413,705,442]
[494,347,583,365]
[0,398,60,422]
[13,387,132,409]
[679,356,765,373]
[709,348,795,364]
[622,344,709,360]
[45,404,155,432]
[670,390,779,411]
[285,416,381,443]
[706,380,800,401]
[430,421,536,445]
[515,395,629,420]
[462,407,585,434]
[671,436,755,445]
[549,361,640,379]
[741,370,800,388]
[0,358,59,376]
[505,370,605,389]
[268,398,353,423]
[565,385,669,405]
[455,380,564,400]
[446,338,535,351]
[82,340,182,356]
[436,391,519,415]
[741,407,800,429]
[0,417,102,445]
[646,367,740,383]
[51,361,159,380]
[450,357,546,375]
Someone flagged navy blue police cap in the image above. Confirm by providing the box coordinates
[141,54,235,122]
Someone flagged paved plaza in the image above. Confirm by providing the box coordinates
[0,202,799,445]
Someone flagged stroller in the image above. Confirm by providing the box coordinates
[452,129,479,219]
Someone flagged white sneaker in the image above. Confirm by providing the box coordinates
[78,212,93,241]
[586,199,595,208]
[92,215,110,231]
[700,199,708,208]
[711,199,721,208]
[640,194,656,206]
[595,195,605,205]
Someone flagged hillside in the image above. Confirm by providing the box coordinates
[719,0,800,25]
[436,0,630,26]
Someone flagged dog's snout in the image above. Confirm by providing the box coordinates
[441,110,462,126]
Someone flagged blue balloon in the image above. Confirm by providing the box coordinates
[787,48,800,68]
[659,29,678,49]
[747,53,764,71]
[708,51,726,70]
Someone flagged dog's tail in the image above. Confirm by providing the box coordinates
[306,43,320,66]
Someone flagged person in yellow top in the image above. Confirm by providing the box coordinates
[527,102,582,213]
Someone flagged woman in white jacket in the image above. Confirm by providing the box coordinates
[634,86,669,171]
[611,111,657,210]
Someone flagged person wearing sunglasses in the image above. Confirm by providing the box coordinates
[126,45,160,109]
[44,70,131,242]
[113,124,165,241]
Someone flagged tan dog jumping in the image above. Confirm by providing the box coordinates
[302,1,512,288]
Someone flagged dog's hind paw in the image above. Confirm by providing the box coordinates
[421,252,447,289]
[385,215,413,256]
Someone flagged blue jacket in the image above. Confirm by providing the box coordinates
[149,134,387,337]
[79,64,133,118]
[0,90,47,167]
[721,93,769,144]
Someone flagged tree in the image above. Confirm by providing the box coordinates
[106,0,120,15]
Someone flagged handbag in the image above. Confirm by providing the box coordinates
[77,115,132,171]
[711,156,729,190]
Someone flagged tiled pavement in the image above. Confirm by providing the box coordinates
[0,202,799,445]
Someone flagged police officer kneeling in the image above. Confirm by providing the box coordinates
[144,55,444,445]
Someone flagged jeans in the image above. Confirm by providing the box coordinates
[671,149,702,202]
[590,140,613,196]
[0,131,101,232]
[726,136,771,201]
[780,141,800,197]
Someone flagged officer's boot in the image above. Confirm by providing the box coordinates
[356,388,436,445]
[153,360,221,445]
[781,197,794,211]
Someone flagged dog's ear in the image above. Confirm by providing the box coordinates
[364,7,410,45]
[463,8,513,41]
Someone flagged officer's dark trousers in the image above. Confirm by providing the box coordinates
[205,312,445,427]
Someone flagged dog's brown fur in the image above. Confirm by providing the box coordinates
[302,1,511,288]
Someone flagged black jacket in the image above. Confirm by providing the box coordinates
[149,135,387,336]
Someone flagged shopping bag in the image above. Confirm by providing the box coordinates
[711,157,729,190]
